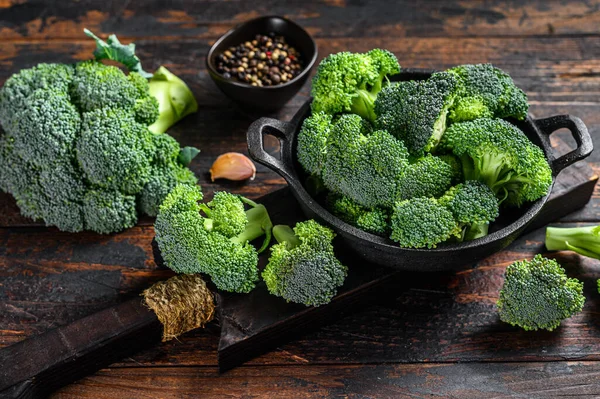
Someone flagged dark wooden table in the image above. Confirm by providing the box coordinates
[1,1,600,397]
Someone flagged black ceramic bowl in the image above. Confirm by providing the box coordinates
[247,69,593,271]
[206,16,317,110]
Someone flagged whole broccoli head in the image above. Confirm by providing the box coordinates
[0,52,199,233]
[497,255,585,331]
[154,185,273,293]
[311,49,400,122]
[447,63,529,122]
[375,72,460,155]
[441,118,552,207]
[321,114,409,208]
[390,197,460,249]
[262,221,348,306]
[326,193,389,235]
[438,180,499,241]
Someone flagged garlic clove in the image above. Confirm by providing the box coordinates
[210,152,256,182]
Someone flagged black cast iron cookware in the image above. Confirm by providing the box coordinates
[247,69,593,271]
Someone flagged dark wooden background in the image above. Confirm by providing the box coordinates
[1,1,600,397]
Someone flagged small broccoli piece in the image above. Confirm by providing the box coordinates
[375,72,460,155]
[154,185,273,293]
[438,154,464,185]
[326,193,389,235]
[545,225,600,259]
[447,63,529,122]
[322,114,409,208]
[390,197,460,248]
[441,118,552,206]
[438,180,499,241]
[497,255,585,331]
[262,221,348,306]
[151,130,182,165]
[311,49,400,122]
[11,89,81,167]
[77,107,154,194]
[138,164,198,217]
[297,111,333,175]
[83,188,138,234]
[396,154,454,200]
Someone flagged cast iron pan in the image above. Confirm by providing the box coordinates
[247,69,594,271]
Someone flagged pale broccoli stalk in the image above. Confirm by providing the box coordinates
[546,225,600,259]
[84,29,198,134]
[262,220,347,306]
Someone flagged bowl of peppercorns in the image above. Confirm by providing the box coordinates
[207,16,317,110]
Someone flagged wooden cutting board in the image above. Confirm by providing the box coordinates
[0,150,596,398]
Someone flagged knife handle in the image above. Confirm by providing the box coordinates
[0,298,162,399]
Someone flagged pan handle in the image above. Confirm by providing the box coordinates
[535,115,593,176]
[247,116,299,185]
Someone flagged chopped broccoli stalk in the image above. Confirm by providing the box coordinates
[374,72,460,155]
[262,220,348,306]
[441,118,552,207]
[545,225,600,259]
[154,185,273,293]
[310,49,400,122]
[390,197,460,249]
[438,180,499,241]
[497,255,585,331]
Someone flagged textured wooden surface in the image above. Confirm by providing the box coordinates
[1,1,600,398]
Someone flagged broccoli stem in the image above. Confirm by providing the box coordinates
[463,223,489,241]
[273,225,301,250]
[546,226,600,259]
[230,203,273,253]
[352,89,377,122]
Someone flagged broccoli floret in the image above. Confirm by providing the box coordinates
[497,255,585,331]
[138,164,198,217]
[262,221,348,306]
[545,225,600,259]
[322,114,409,208]
[396,154,454,200]
[82,188,138,234]
[447,63,529,122]
[0,63,74,131]
[390,197,460,249]
[326,193,389,235]
[154,185,273,293]
[76,107,154,194]
[438,180,499,241]
[297,111,333,175]
[438,154,464,184]
[11,89,81,167]
[374,72,460,155]
[441,118,552,206]
[311,49,400,122]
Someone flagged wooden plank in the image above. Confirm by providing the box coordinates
[50,361,600,399]
[0,0,599,41]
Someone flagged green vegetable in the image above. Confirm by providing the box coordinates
[447,63,529,122]
[438,180,499,241]
[441,118,552,207]
[0,31,199,233]
[154,185,273,293]
[311,49,400,122]
[262,220,348,306]
[296,111,332,176]
[321,114,409,208]
[497,255,585,331]
[326,193,389,235]
[390,197,460,249]
[545,225,600,259]
[375,72,460,155]
[396,154,455,201]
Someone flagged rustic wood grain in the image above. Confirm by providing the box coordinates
[0,0,599,397]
